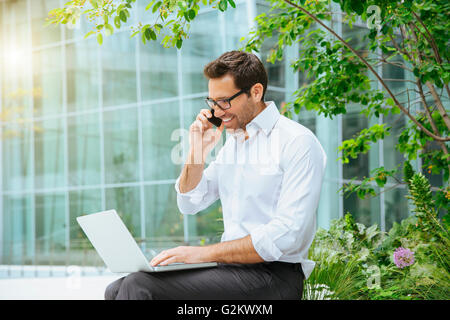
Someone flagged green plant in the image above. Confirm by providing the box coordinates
[306,172,450,300]
[304,212,386,299]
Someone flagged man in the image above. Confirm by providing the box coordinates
[105,50,327,300]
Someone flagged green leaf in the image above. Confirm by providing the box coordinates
[218,0,227,11]
[188,9,196,20]
[130,30,140,38]
[176,38,183,49]
[350,0,364,15]
[119,10,127,22]
[97,32,103,45]
[150,29,157,40]
[104,23,114,36]
[84,30,96,39]
[89,0,98,9]
[228,0,236,8]
[152,1,162,13]
[116,3,125,14]
[114,16,121,29]
[386,98,395,107]
[144,27,152,40]
[145,0,155,11]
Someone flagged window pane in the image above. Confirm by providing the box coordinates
[187,200,223,245]
[383,112,405,180]
[140,43,178,101]
[103,107,139,183]
[342,23,370,53]
[384,187,409,231]
[342,110,369,180]
[144,184,184,248]
[68,189,102,265]
[344,189,381,227]
[137,0,158,21]
[257,3,286,88]
[33,47,63,117]
[297,109,316,134]
[35,193,67,265]
[67,112,101,186]
[142,102,182,181]
[34,118,65,189]
[260,34,285,88]
[341,24,371,180]
[181,10,221,95]
[382,38,409,181]
[1,1,32,118]
[66,39,99,112]
[2,195,33,265]
[264,90,285,111]
[64,15,96,41]
[102,32,137,107]
[223,3,247,51]
[31,0,61,47]
[1,70,33,121]
[105,187,141,238]
[2,123,32,191]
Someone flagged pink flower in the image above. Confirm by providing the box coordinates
[393,247,415,269]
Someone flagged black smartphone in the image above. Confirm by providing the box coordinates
[207,108,222,127]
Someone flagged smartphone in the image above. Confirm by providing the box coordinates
[207,108,222,127]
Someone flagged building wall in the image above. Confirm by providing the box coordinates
[1,0,413,267]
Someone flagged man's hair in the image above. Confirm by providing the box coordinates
[203,51,268,101]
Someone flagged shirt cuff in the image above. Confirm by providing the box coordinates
[250,224,284,262]
[174,174,208,205]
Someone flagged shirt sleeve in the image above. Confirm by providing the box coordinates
[250,134,327,262]
[174,157,220,215]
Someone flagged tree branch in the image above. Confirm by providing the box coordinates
[281,0,450,142]
[408,23,450,131]
[412,12,443,65]
[373,58,413,72]
[416,79,450,174]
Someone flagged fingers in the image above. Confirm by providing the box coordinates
[200,108,212,119]
[150,250,171,267]
[150,248,182,267]
[196,110,212,131]
[158,256,178,266]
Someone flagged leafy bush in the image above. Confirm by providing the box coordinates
[304,172,450,300]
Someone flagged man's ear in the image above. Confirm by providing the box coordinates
[250,83,264,102]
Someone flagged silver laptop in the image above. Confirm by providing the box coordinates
[76,210,217,273]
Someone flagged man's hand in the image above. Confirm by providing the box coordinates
[150,235,264,266]
[150,246,210,267]
[188,109,224,165]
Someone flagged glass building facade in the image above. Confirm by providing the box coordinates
[0,0,419,272]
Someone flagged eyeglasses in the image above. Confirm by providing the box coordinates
[204,88,249,111]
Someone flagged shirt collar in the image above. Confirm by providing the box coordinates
[227,101,280,142]
[246,101,280,136]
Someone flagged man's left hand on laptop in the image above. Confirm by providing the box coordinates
[150,246,210,267]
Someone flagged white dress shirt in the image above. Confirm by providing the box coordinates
[174,101,327,279]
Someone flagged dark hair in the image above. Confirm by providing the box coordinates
[203,50,268,101]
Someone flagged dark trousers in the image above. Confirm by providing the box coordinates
[105,262,304,300]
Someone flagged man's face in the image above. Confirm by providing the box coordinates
[207,74,258,133]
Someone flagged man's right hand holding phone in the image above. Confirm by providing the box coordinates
[188,109,225,165]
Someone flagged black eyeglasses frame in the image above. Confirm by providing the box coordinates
[204,88,250,111]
